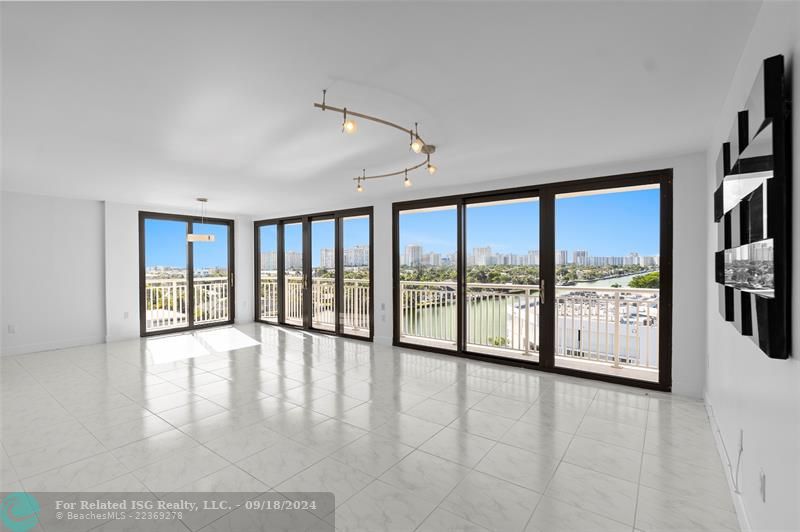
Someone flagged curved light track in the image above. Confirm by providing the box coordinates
[313,91,436,188]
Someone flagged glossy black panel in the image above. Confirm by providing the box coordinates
[747,184,764,242]
[714,184,724,222]
[740,291,752,336]
[712,54,790,358]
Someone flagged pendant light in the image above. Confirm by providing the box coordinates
[187,198,215,242]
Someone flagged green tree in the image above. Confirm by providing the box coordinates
[629,271,659,288]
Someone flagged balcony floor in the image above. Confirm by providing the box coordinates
[401,335,658,383]
[1,323,736,532]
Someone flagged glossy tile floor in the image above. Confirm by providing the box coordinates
[1,324,739,531]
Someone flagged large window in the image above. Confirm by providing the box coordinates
[254,208,373,340]
[139,212,234,336]
[393,171,672,390]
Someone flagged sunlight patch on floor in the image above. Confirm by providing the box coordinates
[146,334,210,364]
[195,327,261,352]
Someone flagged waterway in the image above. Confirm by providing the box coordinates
[572,272,640,288]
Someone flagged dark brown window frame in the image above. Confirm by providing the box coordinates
[253,206,375,342]
[392,169,673,392]
[138,211,236,337]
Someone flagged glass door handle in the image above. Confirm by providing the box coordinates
[540,280,545,305]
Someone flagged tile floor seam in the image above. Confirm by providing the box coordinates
[5,358,129,489]
[520,387,598,532]
[631,395,651,531]
[414,435,503,532]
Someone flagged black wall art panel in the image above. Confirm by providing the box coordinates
[713,55,791,359]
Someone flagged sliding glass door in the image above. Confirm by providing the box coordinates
[465,195,540,361]
[396,204,459,350]
[141,217,190,333]
[342,215,371,337]
[311,218,336,332]
[193,221,232,326]
[258,224,278,323]
[553,184,663,383]
[139,212,235,336]
[283,221,305,327]
[393,170,672,390]
[254,208,373,340]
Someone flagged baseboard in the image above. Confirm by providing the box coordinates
[705,392,752,532]
[1,335,106,357]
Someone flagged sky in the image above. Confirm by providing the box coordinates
[144,219,229,269]
[399,187,660,257]
[146,188,659,268]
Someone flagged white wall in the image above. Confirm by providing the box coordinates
[0,193,254,354]
[1,192,106,355]
[704,3,800,532]
[259,151,709,398]
[104,201,253,341]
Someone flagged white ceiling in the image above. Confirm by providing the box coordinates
[1,1,761,216]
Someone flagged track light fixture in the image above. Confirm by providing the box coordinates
[410,123,424,154]
[356,169,365,192]
[315,90,438,191]
[426,155,437,175]
[403,168,412,188]
[342,108,357,134]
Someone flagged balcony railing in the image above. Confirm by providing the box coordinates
[144,277,230,331]
[398,281,659,373]
[554,286,659,370]
[259,276,370,336]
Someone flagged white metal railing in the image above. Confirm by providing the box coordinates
[260,275,278,321]
[145,278,188,331]
[343,279,370,334]
[555,287,659,370]
[399,281,659,371]
[467,283,540,354]
[144,277,229,331]
[285,277,304,325]
[193,278,230,325]
[259,276,370,335]
[312,277,336,330]
[400,281,458,344]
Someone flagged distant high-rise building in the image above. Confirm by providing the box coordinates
[639,255,660,267]
[260,251,278,271]
[429,252,441,267]
[473,246,492,266]
[320,248,335,269]
[573,250,589,266]
[405,244,423,266]
[344,245,369,267]
[527,250,539,266]
[624,252,640,266]
[285,250,303,270]
[556,250,568,266]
